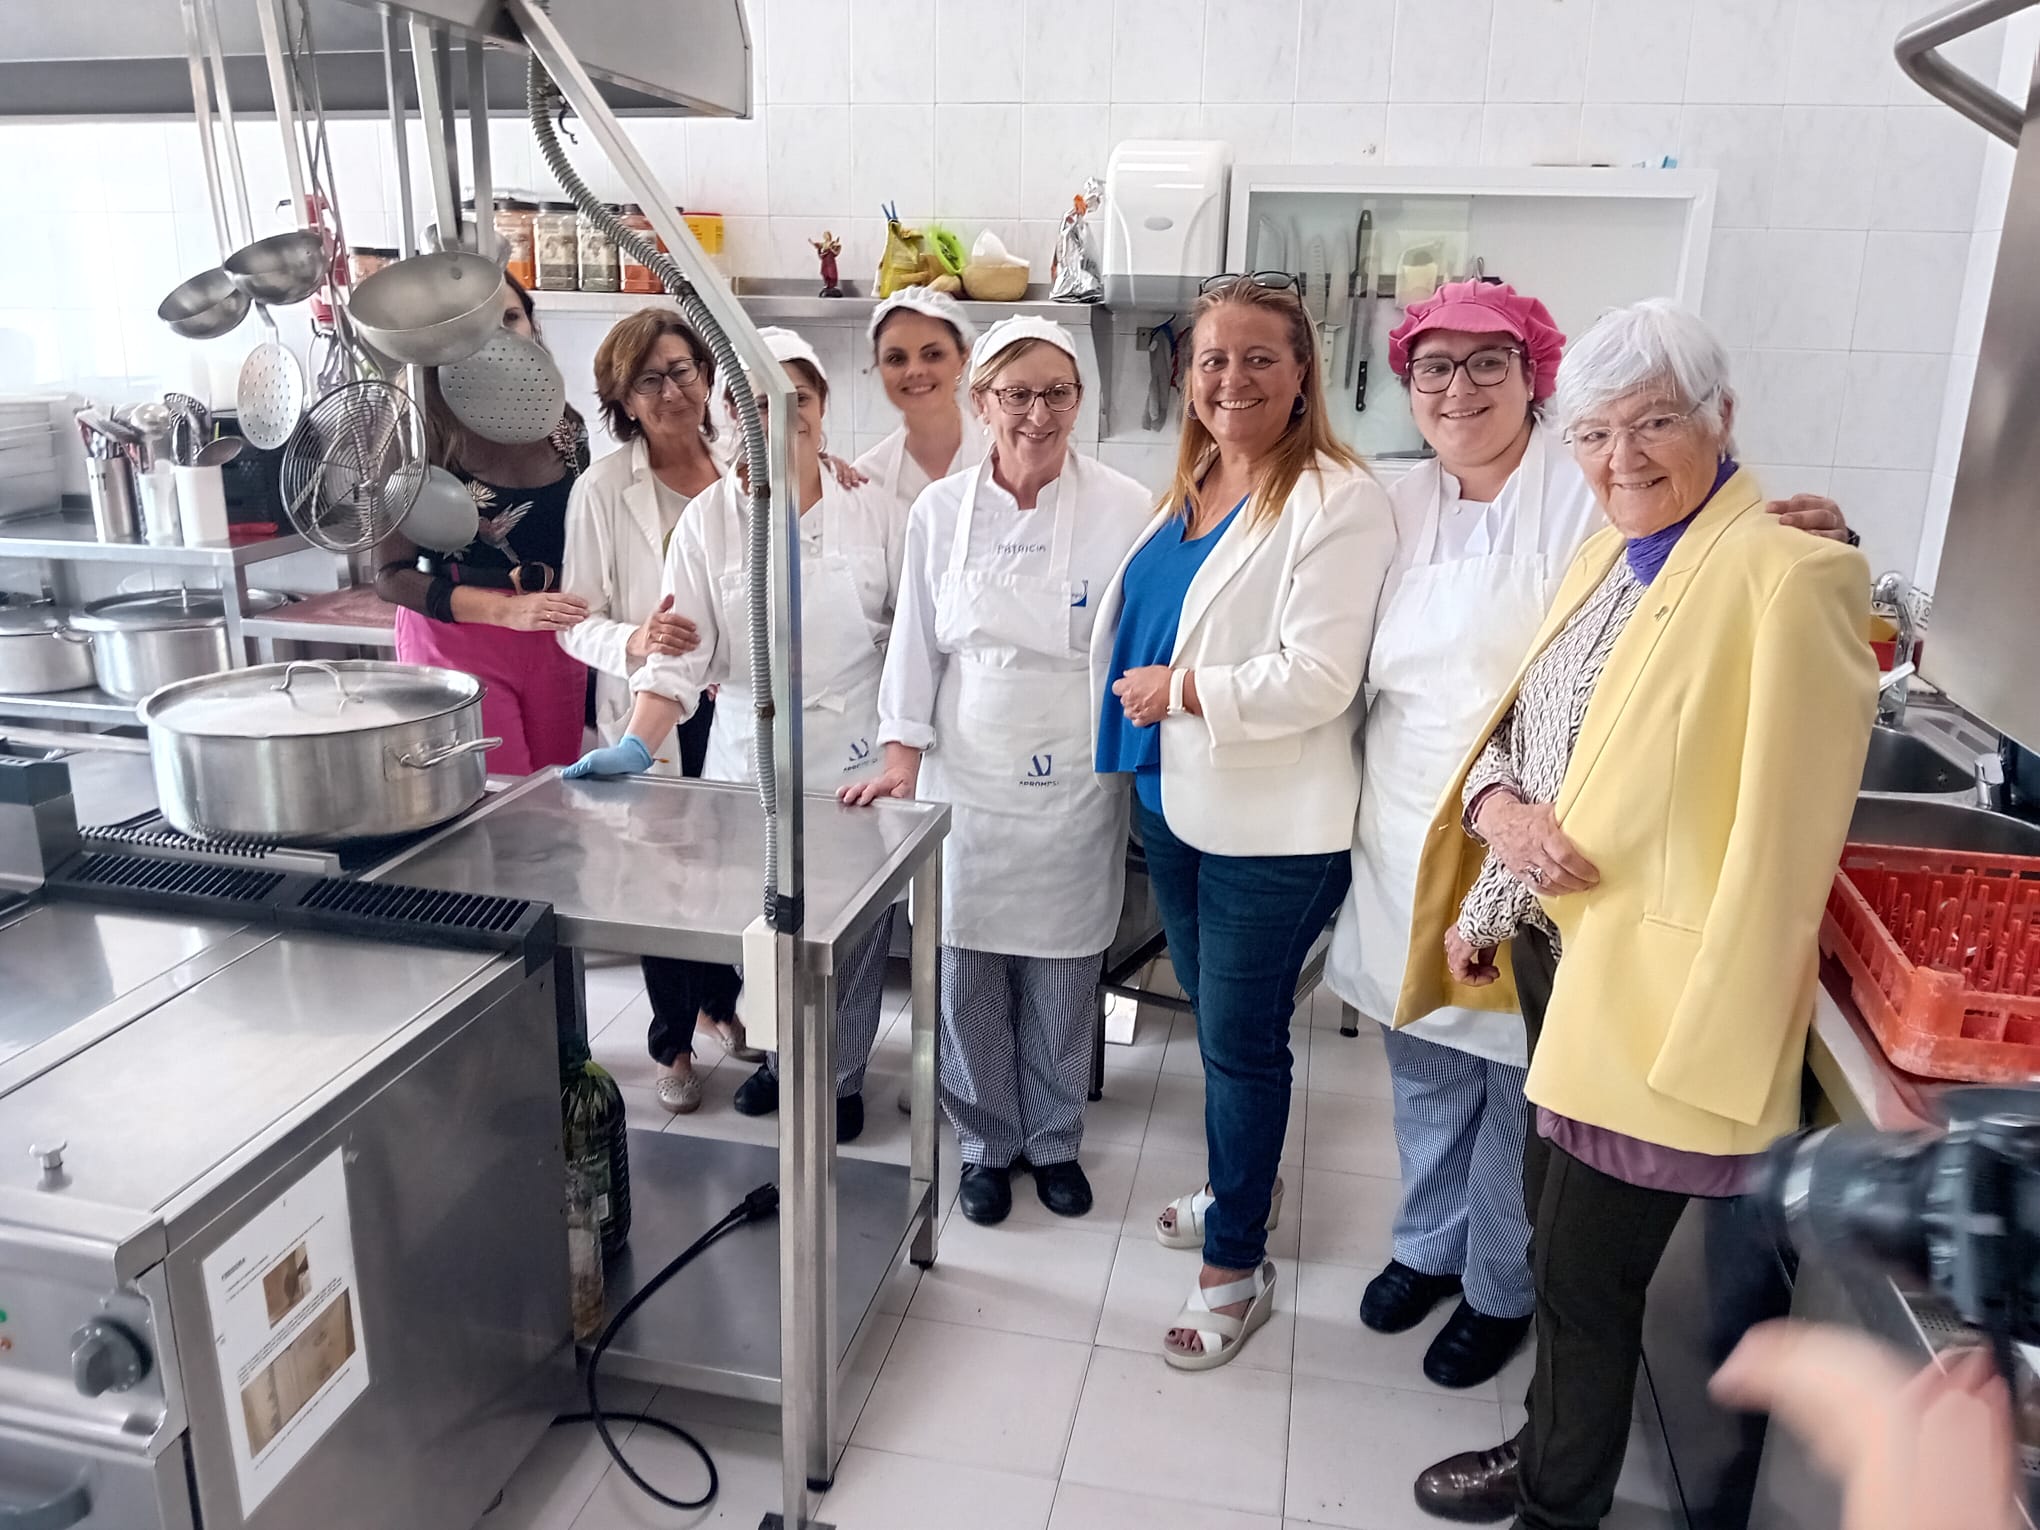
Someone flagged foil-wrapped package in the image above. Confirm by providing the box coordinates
[1050,177,1105,304]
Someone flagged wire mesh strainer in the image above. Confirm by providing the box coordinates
[438,330,567,445]
[238,308,307,450]
[279,380,426,552]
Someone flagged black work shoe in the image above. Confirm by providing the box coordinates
[1359,1259,1463,1334]
[731,1064,779,1117]
[958,1164,1013,1224]
[1032,1160,1093,1217]
[1423,1302,1532,1390]
[836,1092,865,1144]
[1414,1440,1519,1524]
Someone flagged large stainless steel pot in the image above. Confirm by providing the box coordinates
[67,589,289,702]
[0,605,95,695]
[137,659,500,843]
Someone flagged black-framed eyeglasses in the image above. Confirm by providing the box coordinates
[631,361,703,397]
[1407,347,1522,394]
[1199,271,1301,296]
[987,382,1083,415]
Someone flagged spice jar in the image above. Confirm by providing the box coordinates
[534,202,579,291]
[577,207,620,293]
[348,245,397,286]
[493,196,538,288]
[618,204,659,294]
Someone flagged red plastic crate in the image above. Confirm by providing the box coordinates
[1820,842,2040,1083]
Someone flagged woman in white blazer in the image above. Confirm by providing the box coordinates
[557,307,758,1115]
[853,287,988,510]
[1093,273,1396,1370]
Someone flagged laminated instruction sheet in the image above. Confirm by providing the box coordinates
[201,1148,371,1514]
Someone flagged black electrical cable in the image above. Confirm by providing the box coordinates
[552,1181,780,1510]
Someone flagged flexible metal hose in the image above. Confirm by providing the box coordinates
[526,39,783,921]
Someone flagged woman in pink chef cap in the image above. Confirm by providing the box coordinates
[1318,280,1853,1395]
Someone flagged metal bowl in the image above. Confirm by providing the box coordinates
[225,228,328,306]
[158,268,251,340]
[347,251,505,366]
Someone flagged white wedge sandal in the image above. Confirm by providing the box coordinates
[1154,1179,1284,1251]
[1163,1260,1278,1372]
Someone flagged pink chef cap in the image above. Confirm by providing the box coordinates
[1387,280,1567,401]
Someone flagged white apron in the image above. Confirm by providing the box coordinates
[858,416,987,511]
[919,459,1127,958]
[705,503,887,792]
[1325,430,1561,1065]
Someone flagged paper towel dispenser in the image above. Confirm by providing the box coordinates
[1103,140,1233,308]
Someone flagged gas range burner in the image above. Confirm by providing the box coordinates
[80,811,443,880]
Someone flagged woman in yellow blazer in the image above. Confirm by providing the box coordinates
[1398,300,1877,1530]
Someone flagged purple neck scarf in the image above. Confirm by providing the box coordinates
[1626,457,1737,585]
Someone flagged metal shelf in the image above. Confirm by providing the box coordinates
[239,586,398,650]
[0,686,137,725]
[0,511,308,568]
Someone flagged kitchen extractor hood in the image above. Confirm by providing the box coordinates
[0,0,751,119]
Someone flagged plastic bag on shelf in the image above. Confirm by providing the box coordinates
[1050,178,1105,304]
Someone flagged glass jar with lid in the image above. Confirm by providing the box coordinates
[617,204,659,294]
[494,196,539,288]
[577,206,621,293]
[534,202,579,291]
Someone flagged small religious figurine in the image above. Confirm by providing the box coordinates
[811,232,844,298]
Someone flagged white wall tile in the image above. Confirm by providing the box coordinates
[1676,105,1780,229]
[1827,466,1932,579]
[626,118,689,207]
[1768,106,1882,229]
[1298,0,1395,102]
[1111,0,1208,104]
[1951,226,2001,358]
[685,116,773,217]
[851,105,937,217]
[93,123,177,214]
[1703,228,1865,350]
[1787,0,1903,106]
[1385,104,1484,164]
[1203,0,1300,103]
[1026,0,1116,102]
[1110,104,1188,147]
[1584,0,1693,105]
[1834,350,1950,471]
[1576,103,1679,166]
[1021,103,1113,215]
[1933,352,1975,481]
[766,0,854,102]
[935,105,1024,218]
[1730,348,1847,466]
[1742,462,1833,500]
[1682,0,1792,104]
[766,105,853,215]
[1915,471,1954,589]
[852,0,936,102]
[1485,0,1592,104]
[1874,108,1987,232]
[1391,0,1492,104]
[1199,104,1297,165]
[936,0,1024,102]
[1479,103,1580,166]
[1850,231,1967,355]
[1291,103,1390,165]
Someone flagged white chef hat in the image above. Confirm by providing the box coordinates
[722,325,829,414]
[968,315,1079,381]
[867,286,979,351]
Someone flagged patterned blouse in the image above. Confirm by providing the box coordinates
[1457,555,1646,952]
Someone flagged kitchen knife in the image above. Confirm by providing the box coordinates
[1354,210,1376,412]
[1344,210,1368,388]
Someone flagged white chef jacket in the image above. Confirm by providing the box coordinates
[854,413,989,513]
[878,451,1155,751]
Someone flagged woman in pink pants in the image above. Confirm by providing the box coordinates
[375,274,592,775]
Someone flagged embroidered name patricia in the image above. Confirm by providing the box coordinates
[994,540,1048,555]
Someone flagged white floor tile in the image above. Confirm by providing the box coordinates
[819,1446,1058,1530]
[617,1083,675,1135]
[906,1216,1118,1343]
[566,1418,782,1528]
[850,1317,1092,1477]
[1083,1063,1160,1147]
[836,1310,904,1448]
[1297,1169,1404,1270]
[1049,1481,1282,1529]
[1290,1262,1504,1402]
[1302,1023,1395,1100]
[1109,1006,1176,1074]
[875,1251,923,1316]
[1284,1374,1503,1530]
[480,1423,625,1530]
[1060,1347,1292,1518]
[1094,1234,1296,1374]
[1301,1091,1401,1180]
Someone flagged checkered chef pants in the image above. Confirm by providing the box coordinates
[764,905,895,1097]
[939,945,1103,1168]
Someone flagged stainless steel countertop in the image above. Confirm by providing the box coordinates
[365,770,949,961]
[0,509,307,567]
[1808,973,1941,1134]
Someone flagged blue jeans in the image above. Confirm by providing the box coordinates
[1134,797,1351,1270]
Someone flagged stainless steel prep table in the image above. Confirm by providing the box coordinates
[364,767,949,1486]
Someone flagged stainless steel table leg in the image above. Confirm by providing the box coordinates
[909,855,942,1268]
[1088,989,1106,1103]
[779,936,839,1510]
[554,945,588,1056]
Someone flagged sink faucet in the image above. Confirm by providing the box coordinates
[1872,571,1918,726]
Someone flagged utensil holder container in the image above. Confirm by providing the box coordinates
[173,464,230,546]
[139,466,182,547]
[86,456,140,542]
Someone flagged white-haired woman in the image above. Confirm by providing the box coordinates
[564,327,907,1144]
[1403,301,1876,1528]
[1096,273,1397,1370]
[856,286,989,509]
[841,316,1152,1225]
[1318,282,1851,1391]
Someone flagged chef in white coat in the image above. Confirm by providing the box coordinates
[854,287,988,510]
[841,316,1152,1226]
[565,325,908,1144]
[1321,280,1854,1390]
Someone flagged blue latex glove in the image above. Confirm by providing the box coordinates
[562,734,654,780]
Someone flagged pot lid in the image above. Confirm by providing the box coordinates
[139,660,482,738]
[72,589,288,631]
[0,605,66,635]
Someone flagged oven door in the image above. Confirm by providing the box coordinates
[0,1425,193,1530]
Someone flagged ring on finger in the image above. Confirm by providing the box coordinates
[1526,865,1547,886]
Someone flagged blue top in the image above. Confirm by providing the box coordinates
[1096,500,1244,812]
[1625,457,1737,585]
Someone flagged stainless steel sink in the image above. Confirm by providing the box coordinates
[1848,796,2040,855]
[1859,726,1970,795]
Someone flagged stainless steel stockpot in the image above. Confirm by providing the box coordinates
[0,604,95,695]
[66,589,288,702]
